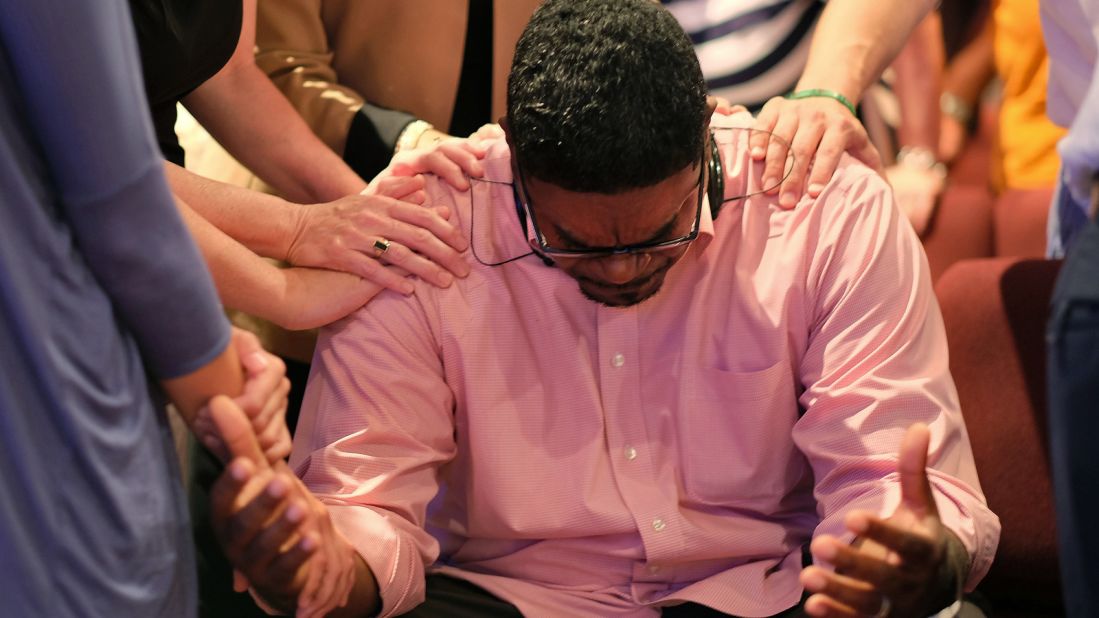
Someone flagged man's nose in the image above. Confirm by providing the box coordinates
[599,253,649,284]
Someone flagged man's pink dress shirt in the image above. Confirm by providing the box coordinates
[291,114,1000,617]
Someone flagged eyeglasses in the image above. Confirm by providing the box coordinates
[514,148,706,260]
[467,127,794,268]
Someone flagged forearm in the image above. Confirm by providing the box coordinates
[941,17,995,111]
[165,161,300,261]
[175,194,292,322]
[892,12,944,151]
[796,0,937,102]
[161,344,245,423]
[185,63,367,202]
[185,0,364,202]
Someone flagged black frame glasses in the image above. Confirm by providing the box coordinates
[467,127,794,268]
[514,148,707,260]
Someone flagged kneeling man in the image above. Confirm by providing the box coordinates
[227,1,1000,615]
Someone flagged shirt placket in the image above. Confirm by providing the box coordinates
[596,305,678,599]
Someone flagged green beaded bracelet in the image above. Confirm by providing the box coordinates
[785,89,857,116]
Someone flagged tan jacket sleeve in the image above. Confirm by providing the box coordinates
[254,0,364,155]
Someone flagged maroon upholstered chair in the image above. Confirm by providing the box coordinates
[923,185,995,283]
[992,188,1054,259]
[935,258,1064,617]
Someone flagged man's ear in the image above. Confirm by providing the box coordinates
[500,117,522,169]
[499,117,514,148]
[704,95,720,125]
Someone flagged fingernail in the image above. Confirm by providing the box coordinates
[802,570,826,591]
[300,535,317,551]
[762,178,778,193]
[751,147,765,159]
[401,282,415,295]
[437,272,454,287]
[266,478,287,499]
[808,183,824,196]
[247,351,269,370]
[229,460,250,482]
[779,192,797,208]
[285,503,304,523]
[848,515,869,534]
[815,541,836,560]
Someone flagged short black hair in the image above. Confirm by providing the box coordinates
[507,0,708,194]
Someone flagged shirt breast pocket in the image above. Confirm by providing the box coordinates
[678,360,805,507]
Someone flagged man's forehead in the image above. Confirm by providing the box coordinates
[529,163,700,246]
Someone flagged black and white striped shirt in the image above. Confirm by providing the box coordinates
[663,0,825,111]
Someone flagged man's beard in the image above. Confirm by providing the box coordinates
[575,262,673,307]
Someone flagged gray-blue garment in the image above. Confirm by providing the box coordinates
[0,0,230,615]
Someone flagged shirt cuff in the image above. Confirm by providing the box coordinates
[343,104,417,180]
[327,504,432,618]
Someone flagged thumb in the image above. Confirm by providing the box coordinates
[897,422,938,518]
[233,569,250,593]
[209,395,268,469]
[232,329,269,376]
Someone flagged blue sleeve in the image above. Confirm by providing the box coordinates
[0,0,230,378]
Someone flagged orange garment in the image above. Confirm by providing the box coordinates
[993,0,1066,190]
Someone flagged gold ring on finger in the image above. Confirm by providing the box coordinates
[373,238,392,256]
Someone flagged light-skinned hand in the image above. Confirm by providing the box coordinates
[384,137,490,192]
[284,191,470,295]
[192,328,290,464]
[885,164,945,237]
[750,96,883,209]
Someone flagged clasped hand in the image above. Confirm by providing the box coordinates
[191,328,291,463]
[207,395,358,618]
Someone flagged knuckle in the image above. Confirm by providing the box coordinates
[358,257,381,275]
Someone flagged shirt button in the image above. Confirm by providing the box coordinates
[611,353,625,368]
[624,446,638,460]
[652,518,666,532]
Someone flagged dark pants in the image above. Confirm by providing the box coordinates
[1047,216,1099,618]
[404,574,806,617]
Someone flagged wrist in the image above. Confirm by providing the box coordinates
[930,530,969,614]
[786,88,858,116]
[415,128,448,150]
[895,145,947,179]
[793,76,860,107]
[939,92,972,126]
[394,120,437,154]
[280,202,311,264]
[249,585,296,616]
